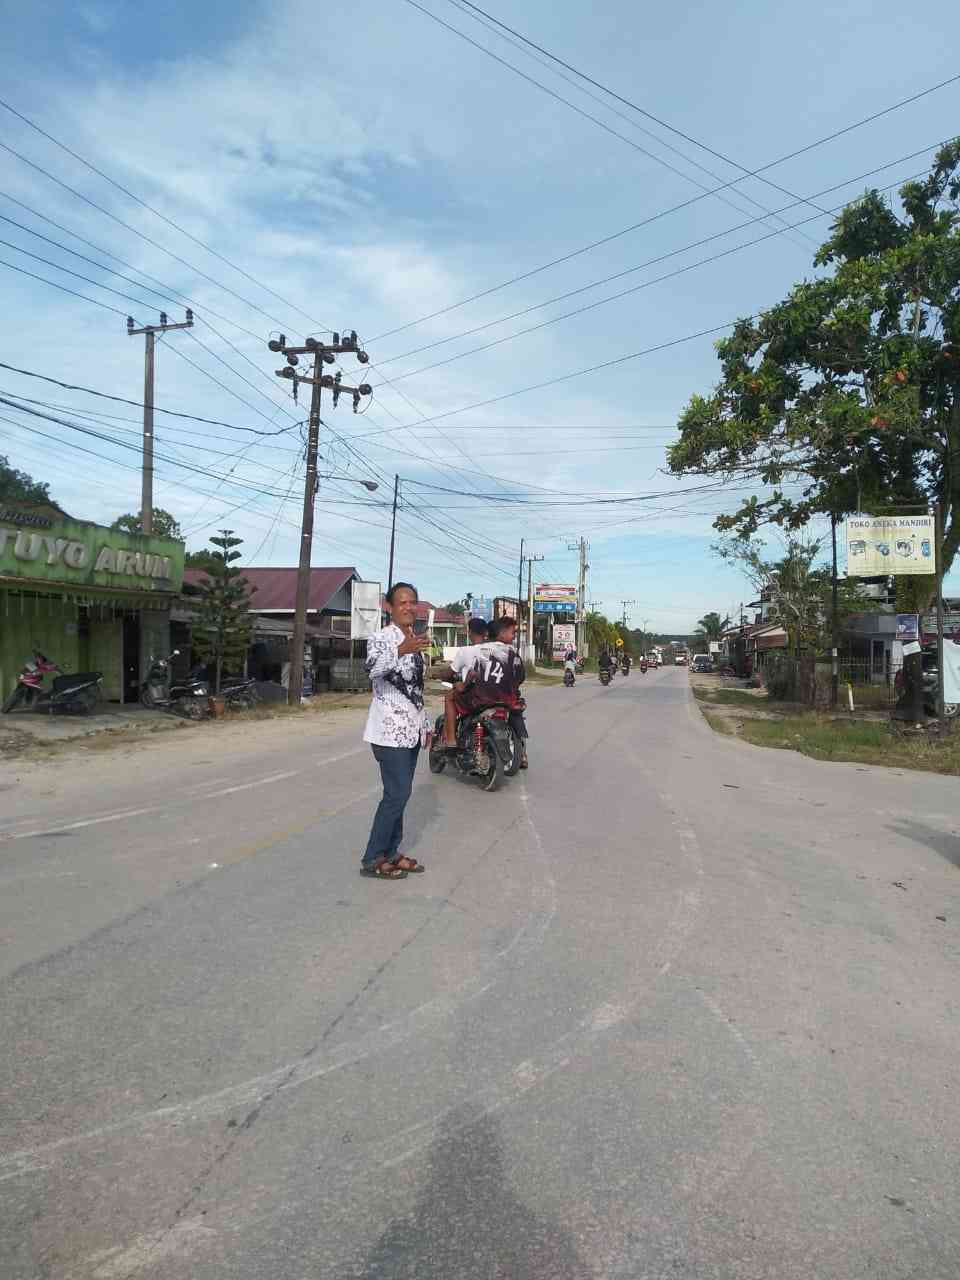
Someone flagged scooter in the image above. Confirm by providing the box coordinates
[2,651,103,715]
[639,659,648,675]
[428,686,521,791]
[140,650,211,719]
[563,667,576,687]
[599,667,613,686]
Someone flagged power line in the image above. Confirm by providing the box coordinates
[0,99,335,335]
[449,0,841,219]
[443,0,819,253]
[0,359,298,435]
[369,70,960,342]
[425,0,822,249]
[0,193,276,343]
[373,144,940,370]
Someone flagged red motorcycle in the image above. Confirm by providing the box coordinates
[2,650,103,715]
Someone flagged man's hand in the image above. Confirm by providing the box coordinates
[398,633,431,657]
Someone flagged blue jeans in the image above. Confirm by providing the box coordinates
[363,744,421,867]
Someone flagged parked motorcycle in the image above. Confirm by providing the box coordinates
[428,689,521,791]
[220,676,261,710]
[140,650,210,719]
[2,651,103,715]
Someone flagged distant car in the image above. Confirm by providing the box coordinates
[675,653,688,666]
[691,655,716,673]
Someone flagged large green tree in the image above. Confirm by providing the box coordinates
[112,508,183,540]
[695,611,732,641]
[0,455,50,504]
[190,530,255,693]
[669,141,960,588]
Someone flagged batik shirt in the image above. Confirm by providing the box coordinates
[363,623,432,748]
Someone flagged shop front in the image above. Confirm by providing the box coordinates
[0,502,184,705]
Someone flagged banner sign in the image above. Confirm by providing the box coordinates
[552,623,576,658]
[845,516,935,576]
[895,614,919,642]
[536,601,576,614]
[350,580,382,640]
[535,583,577,603]
[921,610,960,641]
[470,595,493,622]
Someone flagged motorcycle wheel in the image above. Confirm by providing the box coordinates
[2,686,27,713]
[76,686,100,715]
[428,743,447,774]
[140,687,155,709]
[478,734,502,792]
[944,703,959,719]
[178,698,205,721]
[503,728,522,777]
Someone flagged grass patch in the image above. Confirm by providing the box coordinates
[735,714,960,775]
[692,686,768,708]
[701,709,736,736]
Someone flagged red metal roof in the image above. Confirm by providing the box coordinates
[183,566,358,612]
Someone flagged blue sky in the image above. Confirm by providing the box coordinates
[1,0,958,630]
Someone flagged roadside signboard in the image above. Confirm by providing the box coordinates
[552,623,575,658]
[536,601,576,614]
[845,516,934,576]
[535,583,577,603]
[471,595,493,622]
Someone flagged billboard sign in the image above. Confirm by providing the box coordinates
[350,580,383,640]
[471,595,493,622]
[845,516,934,577]
[552,623,576,658]
[536,601,576,614]
[535,583,578,603]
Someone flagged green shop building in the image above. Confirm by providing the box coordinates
[0,500,185,705]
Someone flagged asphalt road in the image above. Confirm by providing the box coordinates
[2,668,960,1279]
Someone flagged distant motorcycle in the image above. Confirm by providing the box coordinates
[639,658,648,674]
[599,667,613,687]
[563,667,576,687]
[2,651,102,715]
[140,650,210,719]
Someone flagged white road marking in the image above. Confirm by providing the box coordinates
[9,806,161,839]
[2,747,368,840]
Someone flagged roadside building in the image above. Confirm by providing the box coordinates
[183,565,363,691]
[0,499,184,704]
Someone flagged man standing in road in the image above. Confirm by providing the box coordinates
[360,582,433,880]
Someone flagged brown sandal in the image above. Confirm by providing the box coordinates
[361,858,408,880]
[392,856,425,873]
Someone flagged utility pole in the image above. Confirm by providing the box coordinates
[830,513,840,707]
[517,538,525,629]
[127,310,194,534]
[525,552,544,660]
[269,332,372,707]
[620,599,636,629]
[388,474,400,590]
[568,538,588,654]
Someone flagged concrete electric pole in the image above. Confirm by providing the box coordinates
[126,310,194,535]
[568,538,589,655]
[269,332,373,707]
[525,552,544,661]
[620,599,636,629]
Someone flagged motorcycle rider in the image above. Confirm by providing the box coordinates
[620,651,632,674]
[441,615,527,765]
[598,649,615,678]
